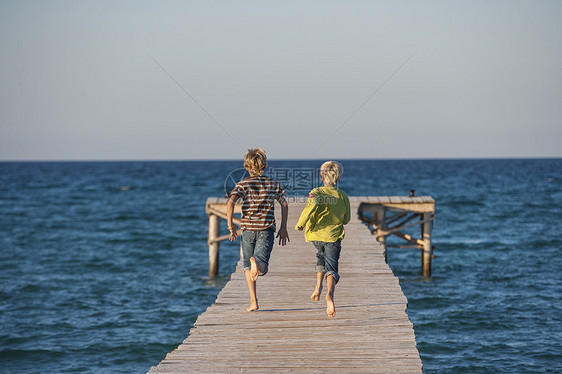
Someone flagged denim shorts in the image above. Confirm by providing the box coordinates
[312,240,342,284]
[241,228,275,276]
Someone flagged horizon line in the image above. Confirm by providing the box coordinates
[1,156,561,163]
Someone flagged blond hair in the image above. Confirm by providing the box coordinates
[244,148,268,176]
[320,161,343,186]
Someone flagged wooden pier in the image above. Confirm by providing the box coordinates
[357,195,436,277]
[149,196,433,373]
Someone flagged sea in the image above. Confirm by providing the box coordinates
[0,159,560,373]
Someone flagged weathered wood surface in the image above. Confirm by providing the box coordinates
[149,199,422,373]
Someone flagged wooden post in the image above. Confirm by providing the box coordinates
[240,241,244,267]
[373,207,387,263]
[421,213,433,277]
[208,214,221,277]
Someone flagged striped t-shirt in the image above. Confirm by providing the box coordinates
[230,176,286,231]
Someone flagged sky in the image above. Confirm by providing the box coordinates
[0,0,561,160]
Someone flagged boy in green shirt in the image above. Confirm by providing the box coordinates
[295,161,350,318]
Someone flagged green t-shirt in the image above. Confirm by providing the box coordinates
[295,186,350,242]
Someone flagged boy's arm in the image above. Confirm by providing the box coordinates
[227,194,239,241]
[342,194,351,225]
[277,198,290,246]
[295,195,317,230]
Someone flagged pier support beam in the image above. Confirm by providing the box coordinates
[373,207,387,263]
[358,197,435,278]
[421,213,433,277]
[208,214,220,277]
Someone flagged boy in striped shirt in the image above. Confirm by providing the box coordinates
[227,148,289,312]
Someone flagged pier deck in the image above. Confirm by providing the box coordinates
[149,198,423,373]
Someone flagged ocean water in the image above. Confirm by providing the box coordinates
[0,159,560,373]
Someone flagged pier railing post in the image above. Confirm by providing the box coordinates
[373,207,387,262]
[208,214,221,277]
[421,213,433,277]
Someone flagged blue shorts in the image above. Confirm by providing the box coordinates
[241,228,275,276]
[312,240,342,284]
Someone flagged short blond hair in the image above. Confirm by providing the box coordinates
[320,161,343,186]
[244,148,268,176]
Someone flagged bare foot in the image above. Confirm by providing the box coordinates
[246,303,259,312]
[249,257,259,281]
[311,284,323,301]
[326,293,335,318]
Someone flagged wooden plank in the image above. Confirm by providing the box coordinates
[367,196,381,203]
[411,196,424,203]
[205,196,219,205]
[389,196,402,204]
[378,196,391,203]
[347,196,362,203]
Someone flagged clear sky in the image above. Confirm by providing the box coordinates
[1,0,560,160]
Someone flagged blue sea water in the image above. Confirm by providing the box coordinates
[0,159,561,373]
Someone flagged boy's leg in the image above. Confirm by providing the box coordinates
[312,242,326,301]
[326,274,336,318]
[249,256,260,282]
[311,271,324,301]
[241,231,255,273]
[244,270,259,312]
[252,228,275,279]
[243,229,274,310]
[241,231,259,310]
[323,240,341,285]
[323,240,341,318]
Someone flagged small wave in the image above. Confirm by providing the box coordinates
[0,348,66,360]
[446,199,486,206]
